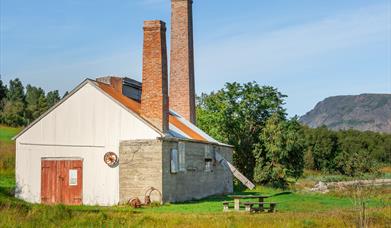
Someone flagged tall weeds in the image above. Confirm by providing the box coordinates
[0,141,15,175]
[350,183,378,228]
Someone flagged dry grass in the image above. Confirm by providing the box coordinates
[294,179,316,190]
[0,205,390,227]
[380,166,391,174]
[0,141,15,174]
[0,125,17,174]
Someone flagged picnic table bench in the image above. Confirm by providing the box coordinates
[223,195,277,213]
[243,202,277,213]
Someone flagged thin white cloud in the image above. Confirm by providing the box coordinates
[196,3,391,89]
[3,2,389,116]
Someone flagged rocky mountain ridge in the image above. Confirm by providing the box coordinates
[300,94,391,133]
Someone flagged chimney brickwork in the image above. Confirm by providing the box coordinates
[141,20,169,133]
[170,0,196,124]
[96,76,123,93]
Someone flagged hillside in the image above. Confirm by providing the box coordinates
[300,94,391,133]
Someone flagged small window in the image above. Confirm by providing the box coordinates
[178,142,186,172]
[205,158,213,172]
[123,85,142,101]
[204,145,215,172]
[171,149,178,174]
[204,145,215,160]
[69,169,78,186]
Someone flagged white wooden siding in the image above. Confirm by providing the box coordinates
[16,82,160,206]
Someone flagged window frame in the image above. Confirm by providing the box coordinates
[170,148,178,174]
[178,142,186,172]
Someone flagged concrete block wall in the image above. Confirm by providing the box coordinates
[119,138,233,204]
[162,139,233,202]
[119,140,163,204]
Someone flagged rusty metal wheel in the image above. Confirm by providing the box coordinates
[104,152,119,167]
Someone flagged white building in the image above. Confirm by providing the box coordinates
[13,78,233,206]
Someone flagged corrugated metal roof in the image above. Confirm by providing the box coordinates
[169,110,221,144]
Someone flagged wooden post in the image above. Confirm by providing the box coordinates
[223,203,229,212]
[234,198,240,211]
[245,204,252,212]
[259,197,264,211]
[215,152,255,189]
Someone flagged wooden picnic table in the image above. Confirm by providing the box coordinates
[227,195,270,211]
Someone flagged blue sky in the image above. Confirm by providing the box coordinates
[1,0,390,116]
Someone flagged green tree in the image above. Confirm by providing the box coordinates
[1,101,25,126]
[46,90,61,108]
[1,78,26,126]
[284,118,306,179]
[0,79,8,115]
[25,85,48,123]
[305,126,339,172]
[0,79,7,104]
[302,126,390,175]
[253,114,305,188]
[7,78,25,102]
[334,130,378,176]
[380,135,391,164]
[197,82,287,179]
[62,91,69,99]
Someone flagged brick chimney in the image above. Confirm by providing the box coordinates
[141,20,169,133]
[170,0,196,124]
[96,76,123,93]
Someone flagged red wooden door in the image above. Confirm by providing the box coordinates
[41,160,83,205]
[41,160,57,204]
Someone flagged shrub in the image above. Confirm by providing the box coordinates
[303,127,389,176]
[253,115,305,188]
[334,150,378,176]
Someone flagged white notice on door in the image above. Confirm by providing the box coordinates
[69,169,78,186]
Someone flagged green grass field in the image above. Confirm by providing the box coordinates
[0,126,20,175]
[0,171,390,227]
[0,125,390,227]
[0,125,21,143]
[1,170,390,227]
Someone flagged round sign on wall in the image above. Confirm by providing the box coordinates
[104,152,119,168]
